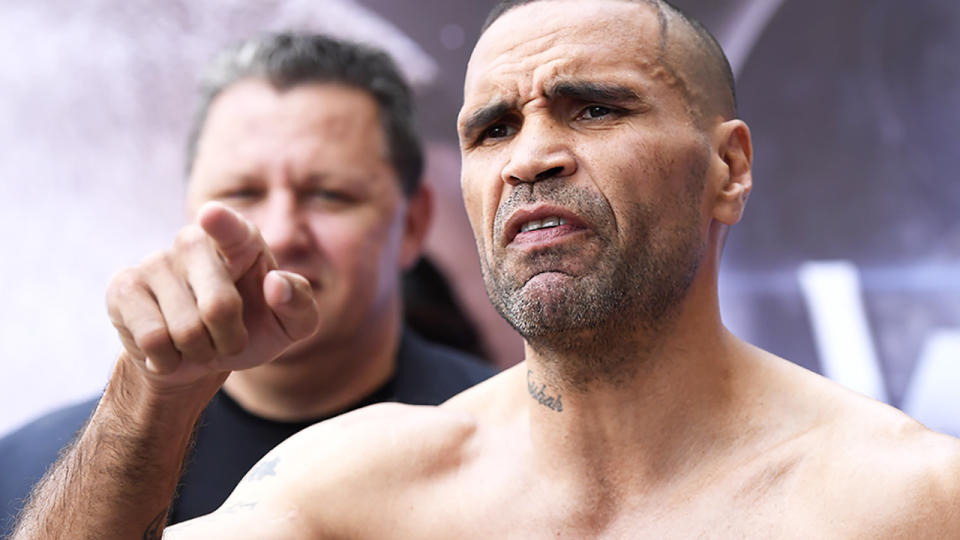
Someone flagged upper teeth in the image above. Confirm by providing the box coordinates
[520,216,567,233]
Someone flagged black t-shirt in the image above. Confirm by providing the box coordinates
[0,331,496,533]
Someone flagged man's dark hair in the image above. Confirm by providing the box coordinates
[481,0,737,119]
[186,32,423,196]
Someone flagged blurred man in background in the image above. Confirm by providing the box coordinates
[0,32,494,534]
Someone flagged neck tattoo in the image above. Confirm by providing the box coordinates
[527,370,563,412]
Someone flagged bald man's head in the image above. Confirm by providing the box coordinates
[481,0,737,125]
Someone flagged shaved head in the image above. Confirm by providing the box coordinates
[481,0,737,125]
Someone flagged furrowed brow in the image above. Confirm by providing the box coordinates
[547,81,643,104]
[460,100,513,138]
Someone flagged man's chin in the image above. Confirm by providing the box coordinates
[501,296,600,338]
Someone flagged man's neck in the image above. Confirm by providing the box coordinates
[222,308,402,422]
[520,285,763,499]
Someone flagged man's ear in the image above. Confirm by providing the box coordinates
[711,119,753,226]
[399,182,433,270]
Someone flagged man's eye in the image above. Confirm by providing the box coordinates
[221,188,261,200]
[308,189,352,202]
[481,123,516,142]
[578,105,614,120]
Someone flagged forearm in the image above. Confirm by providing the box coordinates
[11,353,226,540]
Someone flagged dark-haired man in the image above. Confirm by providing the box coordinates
[14,1,960,538]
[2,32,493,536]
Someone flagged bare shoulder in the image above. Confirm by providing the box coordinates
[165,402,482,538]
[827,405,960,537]
[276,401,480,496]
[763,351,960,537]
[165,368,526,538]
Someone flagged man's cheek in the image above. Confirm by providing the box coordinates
[460,185,483,230]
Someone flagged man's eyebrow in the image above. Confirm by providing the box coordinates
[459,83,642,137]
[547,81,643,103]
[460,100,513,136]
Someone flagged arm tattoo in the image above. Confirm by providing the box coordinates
[527,370,564,412]
[224,501,258,514]
[143,509,167,540]
[242,456,280,484]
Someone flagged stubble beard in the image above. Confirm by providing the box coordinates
[480,168,706,385]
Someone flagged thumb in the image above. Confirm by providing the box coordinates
[263,270,320,342]
[198,201,277,281]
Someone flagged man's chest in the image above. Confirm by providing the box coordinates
[384,451,849,539]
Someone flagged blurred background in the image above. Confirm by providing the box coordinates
[1,0,957,437]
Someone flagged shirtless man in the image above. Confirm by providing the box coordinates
[14,0,960,538]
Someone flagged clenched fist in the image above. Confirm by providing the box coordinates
[106,201,321,389]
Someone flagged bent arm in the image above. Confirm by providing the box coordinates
[12,203,319,539]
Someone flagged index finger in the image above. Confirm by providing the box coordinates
[197,201,277,281]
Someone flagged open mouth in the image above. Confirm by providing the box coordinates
[502,205,589,247]
[519,216,568,233]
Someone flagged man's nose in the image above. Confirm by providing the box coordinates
[500,118,577,185]
[257,192,312,255]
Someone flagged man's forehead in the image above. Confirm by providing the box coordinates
[204,81,379,142]
[463,0,666,108]
[192,80,390,183]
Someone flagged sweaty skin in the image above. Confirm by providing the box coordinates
[28,2,960,538]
